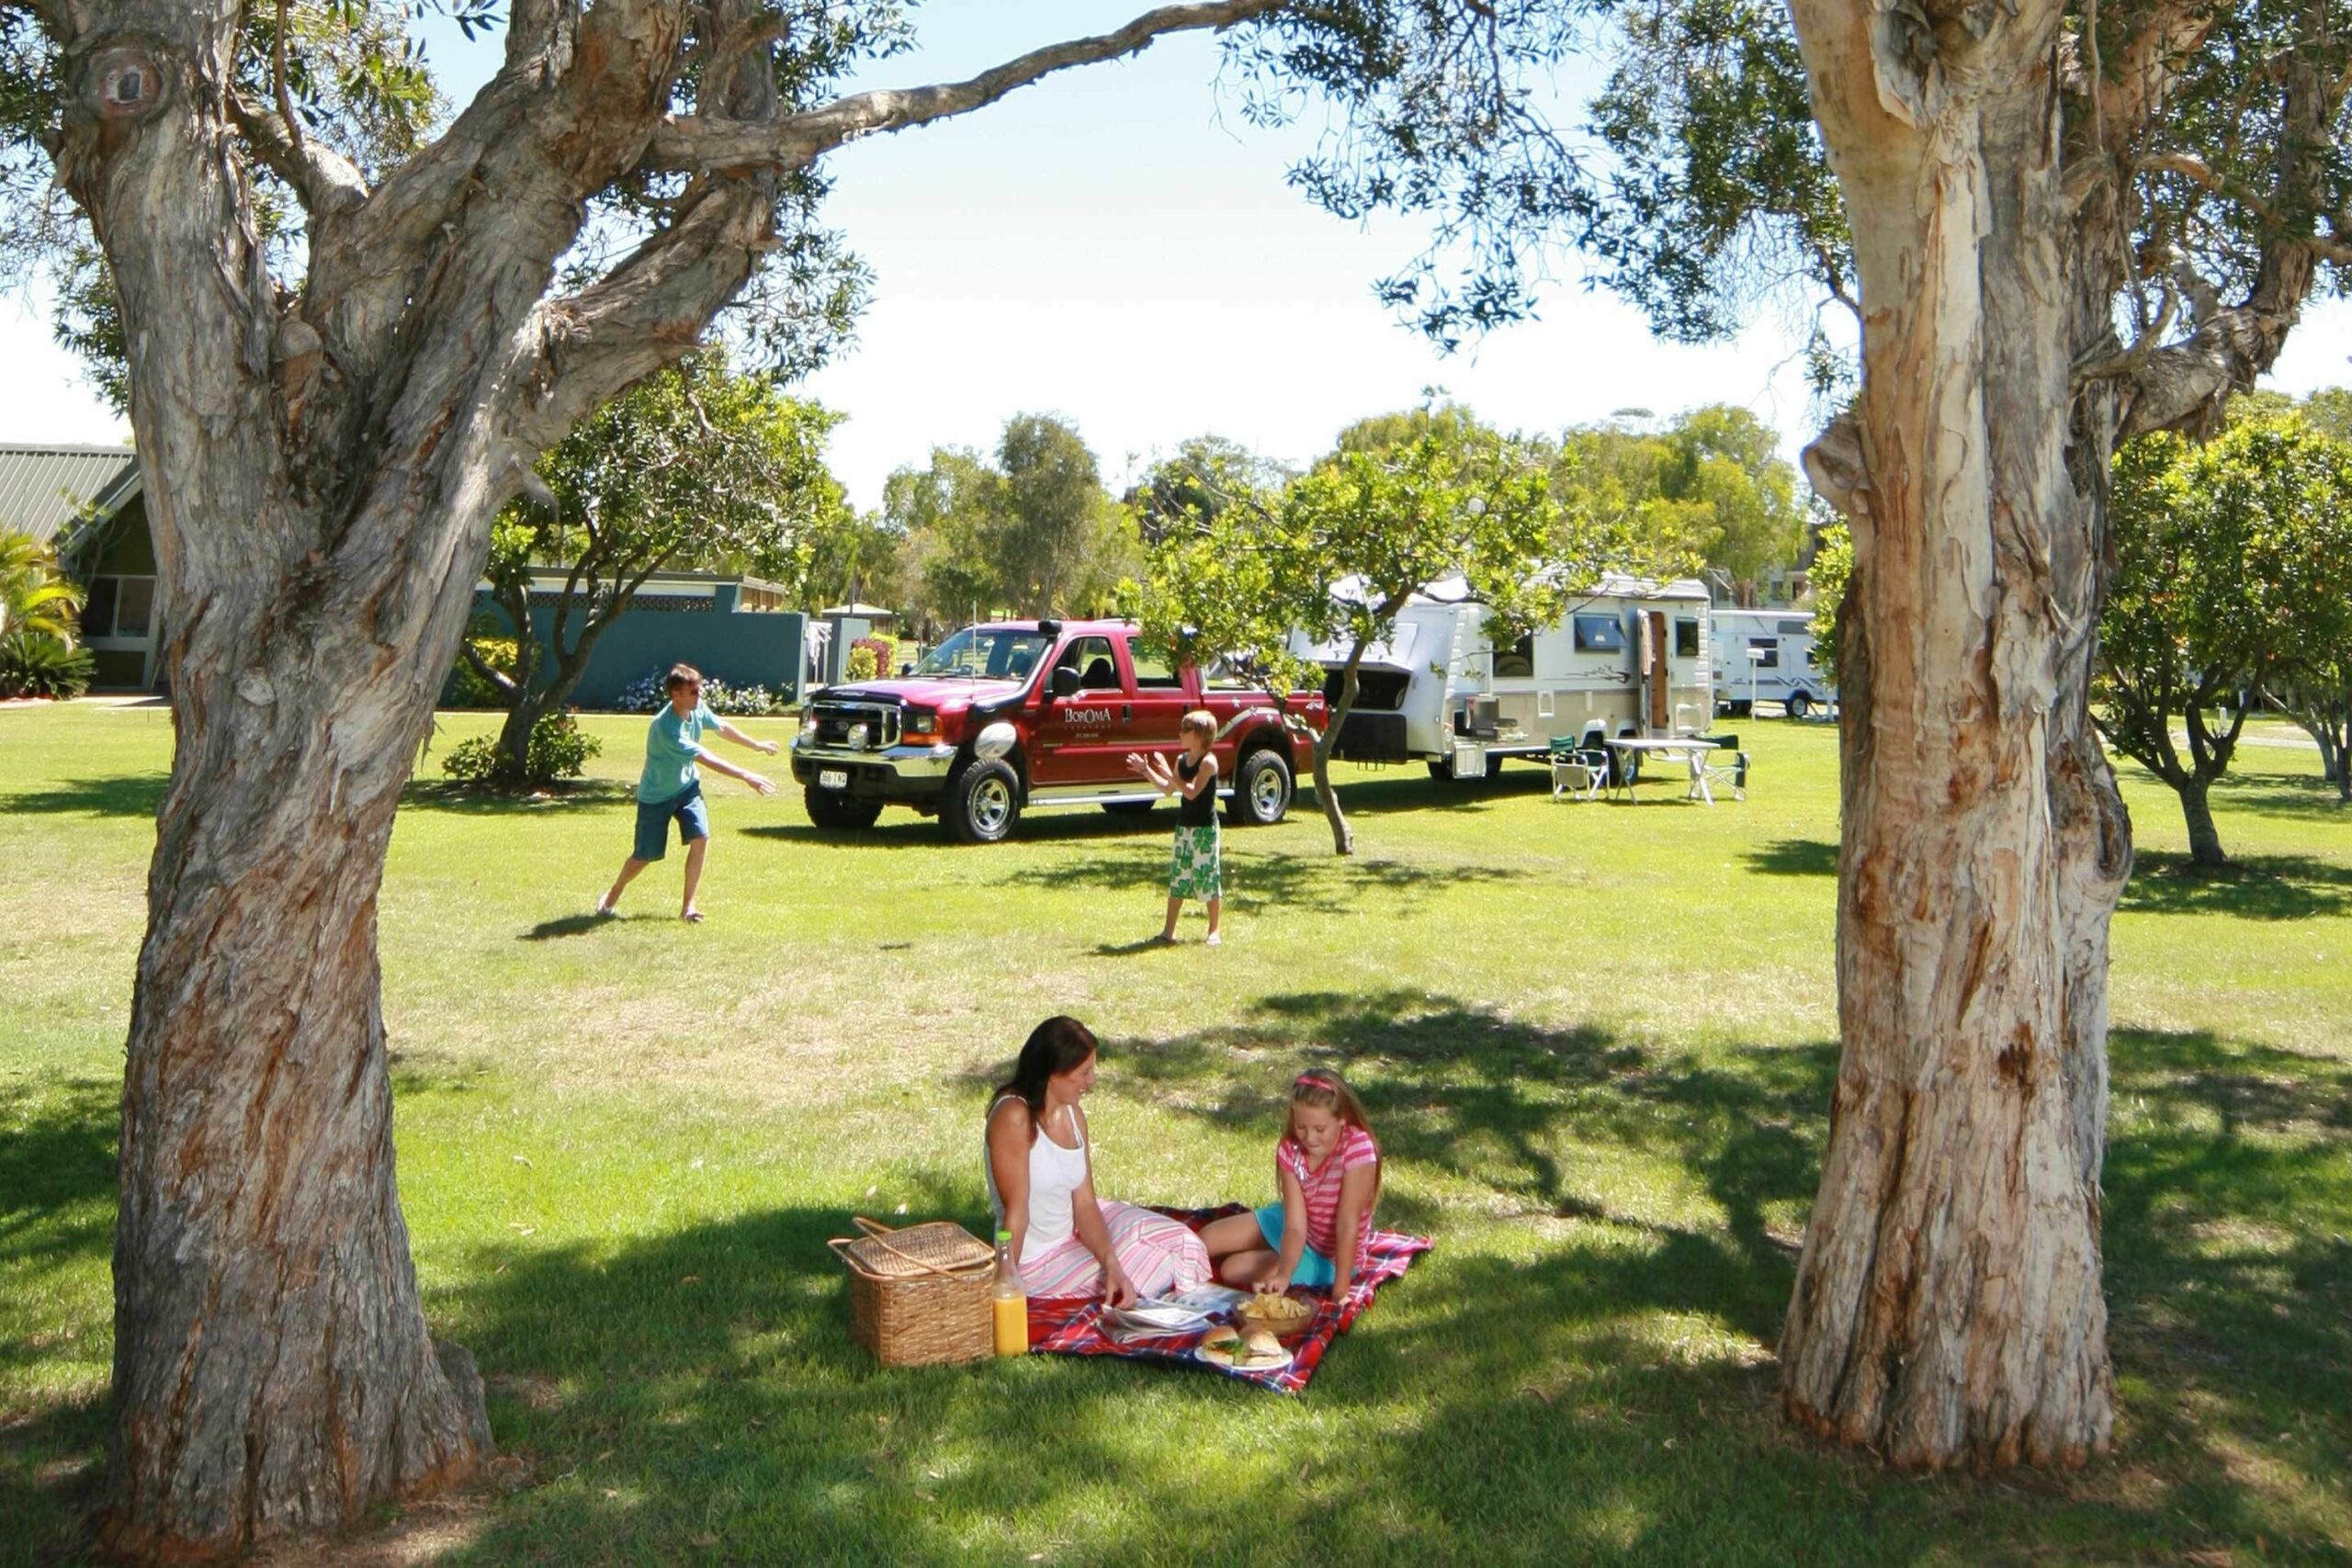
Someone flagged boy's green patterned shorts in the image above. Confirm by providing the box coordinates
[1167,822,1223,901]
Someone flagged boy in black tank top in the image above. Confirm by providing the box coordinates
[1125,709,1225,944]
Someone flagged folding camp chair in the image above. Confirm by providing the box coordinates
[1693,734,1748,802]
[1548,737,1608,802]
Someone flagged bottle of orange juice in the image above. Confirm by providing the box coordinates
[991,1229,1027,1356]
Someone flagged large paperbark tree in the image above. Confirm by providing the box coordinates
[1569,0,2349,1468]
[0,0,1586,1557]
[1777,0,2347,1468]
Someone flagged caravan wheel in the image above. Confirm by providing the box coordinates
[1786,693,1813,721]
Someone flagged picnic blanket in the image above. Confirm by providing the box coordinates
[1025,1203,1432,1393]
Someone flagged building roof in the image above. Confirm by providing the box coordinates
[0,444,141,547]
[819,603,896,618]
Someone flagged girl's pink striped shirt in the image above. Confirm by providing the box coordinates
[1276,1124,1380,1261]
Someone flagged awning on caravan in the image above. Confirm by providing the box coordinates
[1292,622,1421,672]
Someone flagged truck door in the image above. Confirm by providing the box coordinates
[1030,634,1127,787]
[1124,637,1193,773]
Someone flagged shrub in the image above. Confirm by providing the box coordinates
[526,710,600,779]
[615,670,788,716]
[616,670,670,713]
[845,646,879,682]
[0,630,96,700]
[851,634,896,673]
[443,636,520,708]
[441,711,601,785]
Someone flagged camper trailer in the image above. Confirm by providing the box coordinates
[1710,608,1835,719]
[1293,572,1716,780]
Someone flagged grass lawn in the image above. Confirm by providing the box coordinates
[3,703,2348,1566]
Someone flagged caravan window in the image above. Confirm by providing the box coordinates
[1747,636,1781,669]
[1776,619,1811,637]
[1674,618,1700,658]
[1494,631,1534,678]
[1572,615,1625,653]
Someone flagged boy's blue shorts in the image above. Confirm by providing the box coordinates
[633,783,709,862]
[1252,1202,1339,1290]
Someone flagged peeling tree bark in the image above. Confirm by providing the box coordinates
[30,1,1297,1554]
[1777,0,2132,1469]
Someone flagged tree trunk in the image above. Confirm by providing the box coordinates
[103,650,494,1558]
[2177,775,2228,867]
[1314,648,1372,856]
[1779,0,2131,1469]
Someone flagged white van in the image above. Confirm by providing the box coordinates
[1710,608,1834,719]
[1292,571,1717,779]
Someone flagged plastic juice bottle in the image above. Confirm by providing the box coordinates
[991,1229,1027,1356]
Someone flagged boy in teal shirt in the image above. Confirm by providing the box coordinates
[598,664,777,922]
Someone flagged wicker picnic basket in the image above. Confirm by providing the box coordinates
[829,1215,995,1367]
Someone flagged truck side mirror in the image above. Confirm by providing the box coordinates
[1048,666,1080,699]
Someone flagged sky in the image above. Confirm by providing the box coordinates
[5,1,2349,511]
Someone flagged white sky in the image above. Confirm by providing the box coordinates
[5,1,2348,510]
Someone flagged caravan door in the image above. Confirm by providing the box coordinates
[1641,611,1670,733]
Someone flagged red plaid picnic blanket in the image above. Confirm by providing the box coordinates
[1024,1203,1432,1393]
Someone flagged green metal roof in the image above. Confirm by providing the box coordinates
[0,443,140,547]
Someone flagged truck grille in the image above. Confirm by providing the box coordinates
[808,701,900,750]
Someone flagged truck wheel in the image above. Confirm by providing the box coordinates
[944,759,1022,844]
[804,786,883,830]
[1229,747,1293,826]
[1786,693,1813,721]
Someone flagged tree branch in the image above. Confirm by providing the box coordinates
[640,0,1284,172]
[231,94,369,220]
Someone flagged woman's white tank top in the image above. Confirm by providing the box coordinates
[986,1095,1088,1255]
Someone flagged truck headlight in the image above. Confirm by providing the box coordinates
[846,722,869,750]
[904,708,938,737]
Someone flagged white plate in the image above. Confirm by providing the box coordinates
[1193,1342,1294,1374]
[818,769,848,790]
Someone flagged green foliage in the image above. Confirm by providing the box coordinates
[0,628,95,699]
[0,529,85,649]
[440,710,600,786]
[1544,406,1805,601]
[444,633,519,709]
[1131,413,1653,717]
[1805,521,1852,675]
[888,415,1136,626]
[2098,414,2352,859]
[1133,435,1294,535]
[844,646,879,682]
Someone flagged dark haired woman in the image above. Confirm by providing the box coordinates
[984,1016,1210,1303]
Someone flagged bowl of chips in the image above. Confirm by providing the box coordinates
[1239,1291,1314,1329]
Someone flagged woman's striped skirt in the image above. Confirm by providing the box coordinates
[1018,1200,1212,1299]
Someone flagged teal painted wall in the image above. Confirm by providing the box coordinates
[458,594,805,709]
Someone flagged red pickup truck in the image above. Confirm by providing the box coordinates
[788,618,1326,842]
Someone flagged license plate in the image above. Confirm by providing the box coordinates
[818,769,848,790]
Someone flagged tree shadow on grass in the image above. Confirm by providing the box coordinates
[1742,838,1838,877]
[2120,852,2352,920]
[0,774,166,818]
[2206,765,2352,824]
[398,779,634,816]
[1007,855,1528,919]
[0,1077,117,1267]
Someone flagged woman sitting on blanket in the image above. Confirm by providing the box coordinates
[987,1016,1213,1305]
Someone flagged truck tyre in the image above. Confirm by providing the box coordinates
[1229,747,1293,826]
[944,758,1023,844]
[1786,692,1813,721]
[804,786,883,830]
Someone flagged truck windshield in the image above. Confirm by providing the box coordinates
[913,627,1056,680]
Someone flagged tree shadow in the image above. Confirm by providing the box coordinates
[0,1077,118,1266]
[1742,838,1838,877]
[2120,852,2352,919]
[0,774,166,818]
[398,779,633,816]
[1007,855,1528,919]
[2206,765,2351,823]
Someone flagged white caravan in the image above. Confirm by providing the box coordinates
[1291,572,1717,779]
[1710,608,1835,719]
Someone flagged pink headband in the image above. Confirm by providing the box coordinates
[1295,1071,1334,1090]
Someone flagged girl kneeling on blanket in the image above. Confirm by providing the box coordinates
[1203,1069,1381,1294]
[986,1016,1213,1305]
